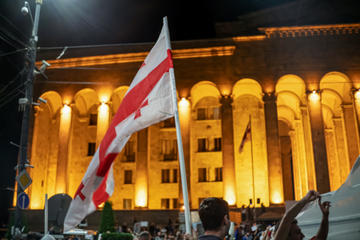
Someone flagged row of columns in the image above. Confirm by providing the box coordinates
[51,90,360,208]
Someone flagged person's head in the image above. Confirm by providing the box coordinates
[139,231,150,240]
[199,198,230,235]
[287,220,305,240]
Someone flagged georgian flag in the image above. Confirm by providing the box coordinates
[64,23,175,232]
[239,119,251,153]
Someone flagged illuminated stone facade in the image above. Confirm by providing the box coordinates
[22,23,360,211]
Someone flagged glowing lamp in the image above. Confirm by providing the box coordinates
[100,95,109,104]
[98,202,105,208]
[309,90,320,102]
[355,90,360,100]
[61,104,71,115]
[224,188,236,206]
[135,188,147,207]
[179,97,190,108]
[99,102,109,116]
[271,191,283,204]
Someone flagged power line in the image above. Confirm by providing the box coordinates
[37,41,154,51]
[0,48,27,57]
[0,67,25,96]
[0,13,28,41]
[0,26,28,48]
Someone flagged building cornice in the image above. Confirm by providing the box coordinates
[41,46,236,69]
[232,35,266,42]
[258,23,360,38]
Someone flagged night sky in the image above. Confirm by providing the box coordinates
[0,0,352,226]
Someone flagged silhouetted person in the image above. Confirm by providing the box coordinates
[198,197,231,240]
[139,231,150,240]
[274,190,331,240]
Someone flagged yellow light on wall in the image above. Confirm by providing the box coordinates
[271,191,283,204]
[308,90,320,102]
[30,201,41,209]
[135,188,147,207]
[97,103,110,146]
[224,188,236,206]
[99,102,109,117]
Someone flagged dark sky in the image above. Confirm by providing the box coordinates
[0,0,309,225]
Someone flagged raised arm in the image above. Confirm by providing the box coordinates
[274,190,319,240]
[314,198,331,240]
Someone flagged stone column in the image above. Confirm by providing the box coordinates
[307,93,330,193]
[342,104,360,167]
[263,92,284,204]
[220,95,236,205]
[296,120,309,197]
[135,128,148,208]
[289,130,301,200]
[300,106,316,190]
[55,104,72,194]
[178,98,191,208]
[333,117,350,182]
[324,128,341,190]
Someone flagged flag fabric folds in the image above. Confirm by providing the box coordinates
[64,23,175,232]
[239,119,251,153]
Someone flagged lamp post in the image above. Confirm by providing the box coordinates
[15,0,43,232]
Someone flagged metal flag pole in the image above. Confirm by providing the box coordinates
[44,194,48,235]
[250,116,256,208]
[163,16,192,234]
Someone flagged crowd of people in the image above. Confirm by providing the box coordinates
[198,190,330,240]
[101,190,330,240]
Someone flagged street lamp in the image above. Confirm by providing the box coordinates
[15,0,43,234]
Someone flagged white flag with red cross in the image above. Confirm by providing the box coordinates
[64,21,175,232]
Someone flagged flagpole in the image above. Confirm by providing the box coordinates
[163,16,192,234]
[250,116,255,209]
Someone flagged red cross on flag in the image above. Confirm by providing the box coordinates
[64,20,175,232]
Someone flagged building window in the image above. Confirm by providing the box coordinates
[161,117,175,128]
[198,168,207,182]
[123,141,135,162]
[198,138,208,152]
[124,170,132,184]
[87,142,96,156]
[89,114,97,126]
[215,167,223,182]
[161,139,178,161]
[161,198,170,209]
[123,199,132,209]
[197,108,206,120]
[172,169,178,183]
[172,198,178,209]
[214,138,222,151]
[161,169,170,183]
[197,107,220,120]
[213,107,221,119]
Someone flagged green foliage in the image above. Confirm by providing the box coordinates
[101,232,133,240]
[99,201,115,233]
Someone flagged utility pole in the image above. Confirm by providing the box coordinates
[15,0,43,232]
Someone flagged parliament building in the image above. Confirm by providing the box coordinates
[20,1,360,217]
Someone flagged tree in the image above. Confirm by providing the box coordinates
[99,201,115,233]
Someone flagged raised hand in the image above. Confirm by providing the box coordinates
[303,190,320,203]
[318,197,331,216]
